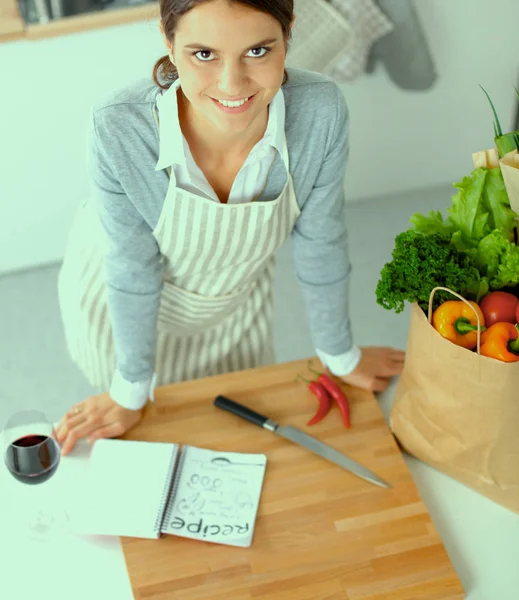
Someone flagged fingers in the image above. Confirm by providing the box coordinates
[57,393,143,455]
[358,376,389,393]
[58,400,104,455]
[370,377,389,393]
[56,416,84,447]
[60,410,104,455]
[58,411,83,435]
[379,360,404,377]
[340,372,390,394]
[378,347,405,361]
[368,347,406,377]
[56,403,89,441]
[87,421,126,443]
[389,349,406,363]
[60,422,93,456]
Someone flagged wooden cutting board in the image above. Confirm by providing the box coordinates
[120,358,465,600]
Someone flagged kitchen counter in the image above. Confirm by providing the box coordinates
[2,364,518,599]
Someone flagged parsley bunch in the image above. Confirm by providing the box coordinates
[376,230,485,313]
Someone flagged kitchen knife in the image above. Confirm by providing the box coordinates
[214,395,391,489]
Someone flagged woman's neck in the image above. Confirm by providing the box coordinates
[177,89,268,163]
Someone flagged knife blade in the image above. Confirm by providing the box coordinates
[214,395,391,489]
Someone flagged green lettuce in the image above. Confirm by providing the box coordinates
[481,167,517,235]
[476,229,519,289]
[447,168,489,242]
[409,210,456,237]
[404,166,519,295]
[410,167,517,247]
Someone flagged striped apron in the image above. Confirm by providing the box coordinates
[58,120,300,390]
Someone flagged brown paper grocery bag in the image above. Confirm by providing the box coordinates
[390,287,519,513]
[500,149,519,216]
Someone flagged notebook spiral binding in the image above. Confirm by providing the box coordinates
[154,446,186,537]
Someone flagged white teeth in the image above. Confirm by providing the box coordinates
[217,97,249,108]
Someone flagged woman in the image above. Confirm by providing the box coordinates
[56,0,404,455]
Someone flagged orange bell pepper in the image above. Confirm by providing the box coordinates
[432,300,485,349]
[480,322,519,362]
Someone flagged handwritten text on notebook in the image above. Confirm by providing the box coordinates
[164,450,266,543]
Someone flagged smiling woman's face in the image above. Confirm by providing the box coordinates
[165,0,289,134]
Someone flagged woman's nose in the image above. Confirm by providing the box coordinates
[217,63,247,98]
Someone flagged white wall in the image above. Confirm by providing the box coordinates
[342,0,519,203]
[0,15,164,275]
[1,0,519,274]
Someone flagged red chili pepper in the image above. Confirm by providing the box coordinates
[297,376,331,425]
[308,361,351,428]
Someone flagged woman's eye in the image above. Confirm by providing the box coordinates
[194,50,215,62]
[247,47,270,58]
[193,47,271,62]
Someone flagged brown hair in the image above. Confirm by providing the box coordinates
[152,0,294,89]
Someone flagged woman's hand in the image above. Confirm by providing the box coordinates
[338,346,405,393]
[55,392,144,455]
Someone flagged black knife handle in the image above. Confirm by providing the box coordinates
[214,396,271,429]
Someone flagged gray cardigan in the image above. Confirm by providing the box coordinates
[91,67,354,383]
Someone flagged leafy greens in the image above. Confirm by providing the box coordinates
[376,166,519,313]
[411,167,519,290]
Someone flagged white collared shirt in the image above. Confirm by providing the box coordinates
[110,79,360,410]
[155,79,286,204]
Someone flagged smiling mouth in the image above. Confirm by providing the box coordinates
[211,94,256,108]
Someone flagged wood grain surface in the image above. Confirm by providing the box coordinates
[121,358,465,600]
[0,0,24,38]
[24,4,159,41]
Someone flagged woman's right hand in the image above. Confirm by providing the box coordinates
[55,391,144,455]
[338,346,405,393]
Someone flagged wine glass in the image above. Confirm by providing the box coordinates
[2,410,68,541]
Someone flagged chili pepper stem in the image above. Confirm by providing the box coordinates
[296,374,313,385]
[454,317,486,335]
[508,324,519,354]
[307,360,323,376]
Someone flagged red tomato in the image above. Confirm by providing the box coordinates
[479,291,519,326]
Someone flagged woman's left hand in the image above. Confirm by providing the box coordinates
[338,346,405,393]
[55,392,144,456]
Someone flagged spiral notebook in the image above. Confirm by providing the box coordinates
[76,439,267,547]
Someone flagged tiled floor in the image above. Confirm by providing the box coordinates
[0,183,452,425]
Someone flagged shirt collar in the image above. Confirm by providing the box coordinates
[155,79,286,172]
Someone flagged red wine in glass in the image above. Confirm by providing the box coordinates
[2,410,67,540]
[5,434,60,485]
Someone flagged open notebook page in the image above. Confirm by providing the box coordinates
[162,445,267,547]
[73,439,179,539]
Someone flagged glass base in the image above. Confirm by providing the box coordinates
[25,507,70,542]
